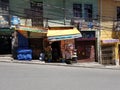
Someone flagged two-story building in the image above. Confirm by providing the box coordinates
[98,0,120,65]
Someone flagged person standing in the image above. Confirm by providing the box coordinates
[52,48,59,62]
[45,46,52,62]
[11,31,18,59]
[64,49,72,64]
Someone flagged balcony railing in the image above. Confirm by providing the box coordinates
[70,17,100,30]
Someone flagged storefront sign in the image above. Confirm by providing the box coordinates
[102,39,119,44]
[76,31,96,41]
[81,31,95,38]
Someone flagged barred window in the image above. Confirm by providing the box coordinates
[30,1,43,27]
[0,0,9,15]
[84,4,93,20]
[117,7,120,20]
[73,4,82,17]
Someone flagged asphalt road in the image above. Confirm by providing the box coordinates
[0,62,120,90]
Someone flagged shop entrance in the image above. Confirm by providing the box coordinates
[51,41,61,62]
[29,38,43,59]
[75,40,96,62]
[101,45,115,65]
[0,35,12,54]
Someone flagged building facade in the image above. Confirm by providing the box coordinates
[0,0,100,63]
[8,0,82,61]
[98,0,120,65]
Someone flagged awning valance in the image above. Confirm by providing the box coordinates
[0,28,13,35]
[47,27,82,41]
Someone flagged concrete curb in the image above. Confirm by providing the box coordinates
[0,59,120,70]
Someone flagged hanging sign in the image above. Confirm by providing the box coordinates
[102,39,119,44]
[11,16,20,25]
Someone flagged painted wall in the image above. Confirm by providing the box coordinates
[44,0,98,26]
[98,0,120,65]
[9,0,30,17]
[99,0,120,39]
[9,0,98,26]
[44,0,98,18]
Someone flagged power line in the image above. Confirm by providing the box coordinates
[0,1,119,29]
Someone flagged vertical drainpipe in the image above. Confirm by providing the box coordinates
[97,0,102,64]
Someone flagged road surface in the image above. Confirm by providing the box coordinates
[0,62,120,90]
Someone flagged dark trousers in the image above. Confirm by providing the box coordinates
[12,47,18,59]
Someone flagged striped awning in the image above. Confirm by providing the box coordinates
[47,27,82,41]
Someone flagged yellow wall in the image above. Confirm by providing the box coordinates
[100,30,113,39]
[98,0,120,65]
[99,0,120,40]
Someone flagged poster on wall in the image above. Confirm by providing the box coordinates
[0,15,9,28]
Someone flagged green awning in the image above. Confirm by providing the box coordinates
[15,26,47,33]
[0,28,14,35]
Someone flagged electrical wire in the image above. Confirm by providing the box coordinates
[0,1,119,29]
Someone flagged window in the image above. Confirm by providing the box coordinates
[30,1,43,27]
[0,0,9,15]
[84,4,92,20]
[73,4,82,17]
[73,4,93,19]
[117,7,120,20]
[0,0,9,28]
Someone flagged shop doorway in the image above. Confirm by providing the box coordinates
[29,38,43,59]
[51,41,61,62]
[101,45,115,65]
[0,35,12,54]
[75,40,96,62]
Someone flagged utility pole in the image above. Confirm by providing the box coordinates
[63,0,66,25]
[98,0,102,64]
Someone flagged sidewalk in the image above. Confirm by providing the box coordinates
[0,56,120,70]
